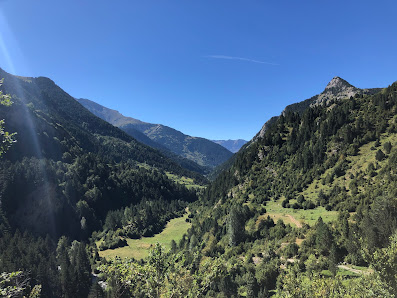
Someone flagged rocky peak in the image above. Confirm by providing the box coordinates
[312,76,360,106]
[255,76,381,142]
[324,76,353,90]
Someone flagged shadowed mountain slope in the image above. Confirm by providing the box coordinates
[77,98,233,170]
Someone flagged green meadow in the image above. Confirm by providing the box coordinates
[259,199,338,227]
[98,213,191,260]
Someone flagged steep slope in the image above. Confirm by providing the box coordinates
[0,69,207,180]
[76,98,210,175]
[212,139,247,153]
[94,79,397,297]
[0,67,204,238]
[256,77,381,139]
[76,98,233,169]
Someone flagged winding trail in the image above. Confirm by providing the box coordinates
[286,214,302,228]
[337,265,372,275]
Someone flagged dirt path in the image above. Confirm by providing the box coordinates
[286,214,302,228]
[337,265,372,275]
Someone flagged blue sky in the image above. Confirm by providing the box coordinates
[1,0,397,140]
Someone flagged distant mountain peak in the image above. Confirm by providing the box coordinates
[212,139,248,153]
[324,76,353,90]
[255,77,382,142]
[77,98,233,169]
[317,76,359,104]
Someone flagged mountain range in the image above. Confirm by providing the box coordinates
[76,98,234,172]
[2,68,397,297]
[212,139,247,153]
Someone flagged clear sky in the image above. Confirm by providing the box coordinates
[1,0,397,140]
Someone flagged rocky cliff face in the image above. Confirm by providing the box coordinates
[314,76,360,105]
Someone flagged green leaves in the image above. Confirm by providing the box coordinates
[98,243,228,297]
[0,79,12,107]
[0,79,16,157]
[372,232,397,293]
[0,271,41,298]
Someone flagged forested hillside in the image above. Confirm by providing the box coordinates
[96,79,397,297]
[2,67,397,297]
[0,69,204,297]
[77,98,233,171]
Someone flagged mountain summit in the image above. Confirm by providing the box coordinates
[316,76,360,105]
[324,76,353,90]
[256,77,381,139]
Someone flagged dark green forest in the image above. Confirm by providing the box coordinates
[0,70,201,297]
[1,69,397,297]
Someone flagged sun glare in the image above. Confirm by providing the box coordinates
[0,9,57,236]
[0,10,16,74]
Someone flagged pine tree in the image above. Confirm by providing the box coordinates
[72,242,91,298]
[227,206,245,247]
[328,244,338,277]
[376,149,386,161]
[88,282,105,298]
[246,272,259,298]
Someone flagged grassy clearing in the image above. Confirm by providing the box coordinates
[300,133,397,203]
[321,268,360,278]
[259,199,338,227]
[136,163,205,189]
[166,172,206,189]
[98,213,191,260]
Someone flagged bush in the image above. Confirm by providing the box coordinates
[302,201,316,210]
[384,141,392,154]
[292,203,300,209]
[99,237,127,250]
[376,149,386,161]
[297,195,305,204]
[283,243,299,258]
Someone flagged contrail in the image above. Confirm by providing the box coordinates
[205,55,278,65]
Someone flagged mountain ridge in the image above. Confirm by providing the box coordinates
[256,76,382,139]
[212,139,247,153]
[182,77,397,296]
[0,66,205,237]
[76,98,233,170]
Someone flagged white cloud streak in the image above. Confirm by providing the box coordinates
[205,55,278,65]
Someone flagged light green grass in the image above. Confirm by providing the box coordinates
[351,265,370,271]
[321,268,359,277]
[259,199,338,227]
[301,134,397,202]
[136,163,205,189]
[98,213,191,260]
[166,172,206,189]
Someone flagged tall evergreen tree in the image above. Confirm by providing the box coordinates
[227,206,245,247]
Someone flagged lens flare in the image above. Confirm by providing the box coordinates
[0,10,56,236]
[0,11,16,75]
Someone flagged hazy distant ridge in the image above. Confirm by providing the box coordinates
[212,139,247,153]
[77,98,233,169]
